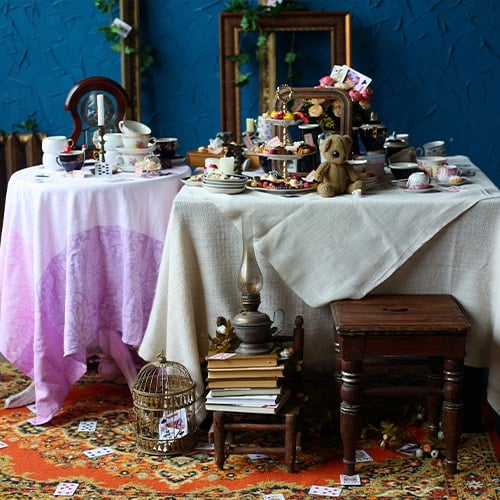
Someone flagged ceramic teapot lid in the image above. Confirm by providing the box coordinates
[360,112,386,129]
[384,131,406,148]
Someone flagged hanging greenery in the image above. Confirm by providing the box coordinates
[94,0,154,73]
[225,0,304,87]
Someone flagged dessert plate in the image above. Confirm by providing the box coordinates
[247,185,317,195]
[399,185,437,193]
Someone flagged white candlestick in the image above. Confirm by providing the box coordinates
[246,118,255,133]
[97,94,105,126]
[218,157,235,174]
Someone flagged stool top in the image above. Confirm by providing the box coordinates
[331,294,470,335]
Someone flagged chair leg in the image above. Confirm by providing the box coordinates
[213,412,227,470]
[284,411,297,472]
[426,356,443,434]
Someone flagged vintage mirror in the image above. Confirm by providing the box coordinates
[220,11,351,141]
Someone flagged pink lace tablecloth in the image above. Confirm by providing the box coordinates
[0,165,190,424]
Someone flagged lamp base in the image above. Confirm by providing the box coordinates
[235,341,273,355]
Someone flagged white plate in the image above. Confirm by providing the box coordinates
[399,185,437,193]
[181,177,202,187]
[247,185,317,195]
[202,185,246,194]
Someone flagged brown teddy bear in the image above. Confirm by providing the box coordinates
[314,134,364,197]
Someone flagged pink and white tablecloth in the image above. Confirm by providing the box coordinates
[0,165,190,424]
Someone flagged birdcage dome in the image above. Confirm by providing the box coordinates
[132,352,197,455]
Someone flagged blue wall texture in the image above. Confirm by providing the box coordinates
[1,0,499,185]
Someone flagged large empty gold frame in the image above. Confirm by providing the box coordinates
[219,11,351,141]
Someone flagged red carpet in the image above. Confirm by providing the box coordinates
[0,361,498,499]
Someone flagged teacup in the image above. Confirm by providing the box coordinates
[42,136,72,155]
[154,137,178,159]
[436,165,458,183]
[121,134,156,149]
[56,150,84,172]
[417,140,446,157]
[103,132,123,150]
[118,120,151,136]
[406,172,430,190]
[416,156,448,177]
[115,146,153,172]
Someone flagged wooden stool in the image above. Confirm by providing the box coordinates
[330,294,470,476]
[210,316,304,473]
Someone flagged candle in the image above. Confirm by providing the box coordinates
[218,157,235,174]
[97,94,105,126]
[246,118,255,133]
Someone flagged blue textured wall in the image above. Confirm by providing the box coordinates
[1,0,498,185]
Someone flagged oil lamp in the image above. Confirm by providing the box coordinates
[232,215,273,355]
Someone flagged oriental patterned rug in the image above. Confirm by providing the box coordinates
[0,361,498,499]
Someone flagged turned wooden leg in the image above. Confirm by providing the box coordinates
[213,412,227,470]
[426,356,443,434]
[442,358,463,474]
[285,411,297,473]
[340,359,363,476]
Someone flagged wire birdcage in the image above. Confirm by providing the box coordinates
[132,352,197,455]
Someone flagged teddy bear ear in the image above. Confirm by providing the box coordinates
[322,135,334,151]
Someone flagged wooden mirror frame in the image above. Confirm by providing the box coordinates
[220,11,351,141]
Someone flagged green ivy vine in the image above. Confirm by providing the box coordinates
[225,0,304,87]
[94,0,153,73]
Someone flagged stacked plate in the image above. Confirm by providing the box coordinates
[201,173,247,194]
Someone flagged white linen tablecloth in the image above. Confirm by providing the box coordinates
[0,165,190,424]
[139,157,500,420]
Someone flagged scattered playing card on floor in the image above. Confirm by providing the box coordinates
[78,421,97,432]
[355,449,373,462]
[308,485,342,497]
[340,474,361,485]
[247,453,269,460]
[397,443,420,456]
[54,482,79,496]
[83,446,114,458]
[0,441,8,449]
[26,403,37,414]
[263,494,285,500]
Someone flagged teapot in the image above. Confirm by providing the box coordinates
[384,131,417,163]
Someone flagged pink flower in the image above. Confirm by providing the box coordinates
[319,75,335,87]
[361,87,373,100]
[348,89,362,101]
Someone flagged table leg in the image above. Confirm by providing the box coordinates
[4,380,36,408]
[442,358,463,474]
[340,359,362,476]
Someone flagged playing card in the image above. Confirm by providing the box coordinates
[340,474,361,485]
[263,494,285,500]
[344,67,372,91]
[308,485,342,497]
[54,482,79,496]
[26,403,37,414]
[78,421,97,432]
[330,64,348,83]
[0,441,8,449]
[83,446,113,458]
[355,449,373,462]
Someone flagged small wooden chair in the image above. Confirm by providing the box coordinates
[330,294,470,476]
[211,315,304,472]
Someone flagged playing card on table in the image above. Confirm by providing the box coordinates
[78,421,97,432]
[54,482,79,496]
[0,441,8,449]
[262,494,285,500]
[83,446,113,458]
[308,485,342,497]
[247,453,269,460]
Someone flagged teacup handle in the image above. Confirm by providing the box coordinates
[56,157,62,166]
[149,136,157,146]
[118,121,125,133]
[114,154,124,165]
[415,147,424,156]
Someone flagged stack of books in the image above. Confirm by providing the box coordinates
[204,351,291,414]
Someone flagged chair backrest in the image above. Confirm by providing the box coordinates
[64,76,131,147]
